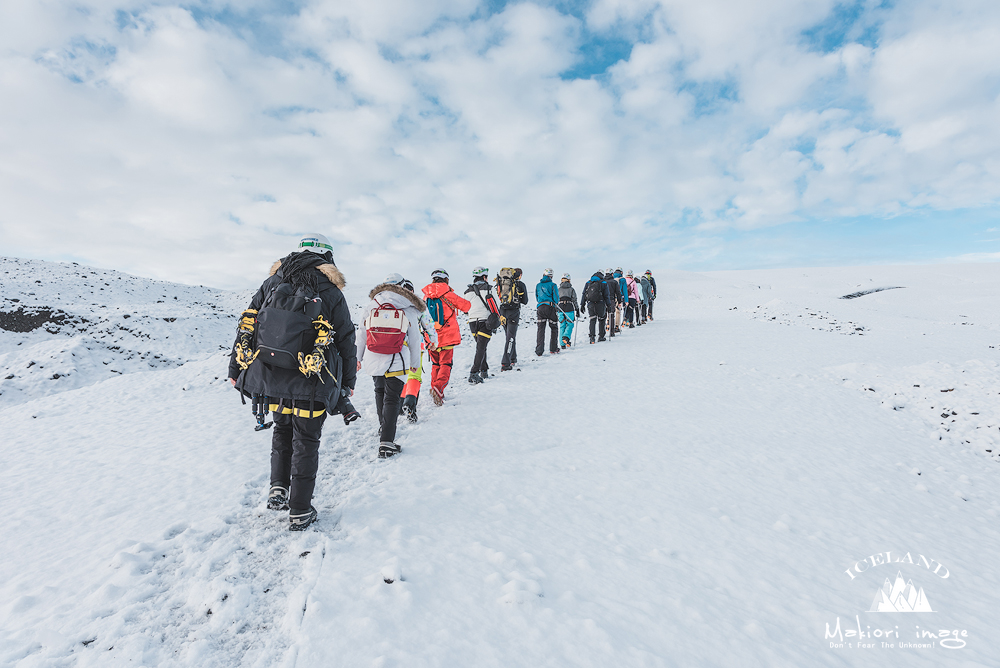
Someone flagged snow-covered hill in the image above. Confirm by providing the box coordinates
[2,259,999,667]
[0,257,249,407]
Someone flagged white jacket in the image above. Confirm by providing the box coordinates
[464,280,495,322]
[357,284,426,377]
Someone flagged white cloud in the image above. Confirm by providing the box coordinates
[1,0,999,289]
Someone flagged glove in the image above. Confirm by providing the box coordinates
[500,315,507,326]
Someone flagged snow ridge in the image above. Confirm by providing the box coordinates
[0,257,247,408]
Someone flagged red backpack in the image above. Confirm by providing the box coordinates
[364,301,409,354]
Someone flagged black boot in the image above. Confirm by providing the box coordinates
[401,395,418,423]
[267,484,289,511]
[378,441,401,459]
[289,506,317,531]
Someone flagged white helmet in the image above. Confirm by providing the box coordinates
[383,272,405,285]
[298,233,333,255]
[561,273,571,281]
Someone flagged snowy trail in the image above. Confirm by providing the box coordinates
[3,261,1000,666]
[294,305,1000,667]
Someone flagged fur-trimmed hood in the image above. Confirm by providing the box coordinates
[269,260,345,289]
[369,282,426,312]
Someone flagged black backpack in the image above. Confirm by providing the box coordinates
[255,283,325,369]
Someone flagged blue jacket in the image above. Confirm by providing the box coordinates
[614,271,628,303]
[535,275,559,307]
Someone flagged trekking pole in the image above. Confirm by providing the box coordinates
[572,311,579,348]
[252,393,274,431]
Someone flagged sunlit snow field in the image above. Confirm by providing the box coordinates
[2,257,999,667]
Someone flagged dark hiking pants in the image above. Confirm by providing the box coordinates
[374,375,405,444]
[500,307,520,366]
[469,320,492,374]
[272,407,327,511]
[535,304,559,354]
[587,302,607,341]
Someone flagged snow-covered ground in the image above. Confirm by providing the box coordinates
[2,258,999,667]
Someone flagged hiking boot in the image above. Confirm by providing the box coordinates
[500,364,512,371]
[468,373,483,384]
[289,506,317,531]
[479,370,489,381]
[267,485,289,511]
[430,386,444,406]
[378,442,400,458]
[402,404,418,423]
[550,350,559,355]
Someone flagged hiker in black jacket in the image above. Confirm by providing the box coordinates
[228,233,357,531]
[604,270,622,338]
[496,268,528,371]
[582,271,610,343]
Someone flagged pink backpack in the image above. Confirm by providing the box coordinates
[364,301,409,354]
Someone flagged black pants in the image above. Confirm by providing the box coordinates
[374,375,405,443]
[587,302,606,341]
[500,307,520,366]
[648,299,654,318]
[640,302,648,321]
[626,298,637,325]
[271,407,327,511]
[535,304,559,354]
[469,320,492,374]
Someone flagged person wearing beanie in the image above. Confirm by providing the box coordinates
[557,273,581,348]
[464,267,501,383]
[228,233,357,531]
[535,268,560,355]
[421,269,470,405]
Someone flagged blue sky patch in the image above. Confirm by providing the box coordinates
[801,0,887,53]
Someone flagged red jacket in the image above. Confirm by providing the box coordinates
[422,282,471,348]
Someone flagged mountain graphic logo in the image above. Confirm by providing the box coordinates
[869,571,933,612]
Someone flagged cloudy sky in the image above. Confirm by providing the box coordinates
[2,0,999,289]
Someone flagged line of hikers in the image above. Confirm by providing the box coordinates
[228,234,657,530]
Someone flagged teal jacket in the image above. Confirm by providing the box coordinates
[535,275,559,307]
